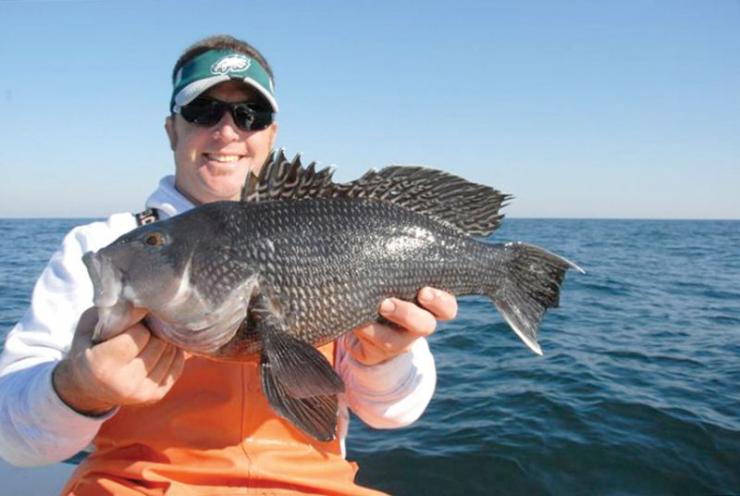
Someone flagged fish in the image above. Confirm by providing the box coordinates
[82,150,583,441]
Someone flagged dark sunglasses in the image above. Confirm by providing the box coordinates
[178,97,274,131]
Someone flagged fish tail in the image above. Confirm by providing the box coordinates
[487,242,583,355]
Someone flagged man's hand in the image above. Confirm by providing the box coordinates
[349,287,458,365]
[52,307,186,416]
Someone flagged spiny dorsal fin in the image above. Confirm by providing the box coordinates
[241,150,336,203]
[241,150,511,237]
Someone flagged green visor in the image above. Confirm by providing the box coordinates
[171,49,278,113]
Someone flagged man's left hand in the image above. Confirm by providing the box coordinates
[349,287,458,365]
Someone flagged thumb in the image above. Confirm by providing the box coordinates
[70,306,107,354]
[73,307,99,343]
[92,305,148,344]
[117,306,148,329]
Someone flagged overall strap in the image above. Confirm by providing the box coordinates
[134,208,159,226]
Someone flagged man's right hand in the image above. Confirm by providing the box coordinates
[52,307,186,416]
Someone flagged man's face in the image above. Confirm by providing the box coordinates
[165,80,278,205]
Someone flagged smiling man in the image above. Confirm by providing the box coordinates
[166,53,279,205]
[0,35,457,495]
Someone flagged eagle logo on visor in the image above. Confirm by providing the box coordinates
[211,54,251,75]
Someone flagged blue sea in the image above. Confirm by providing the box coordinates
[1,218,738,495]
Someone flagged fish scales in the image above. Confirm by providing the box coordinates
[83,151,582,441]
[220,198,486,350]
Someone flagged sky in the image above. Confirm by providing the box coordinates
[0,0,738,219]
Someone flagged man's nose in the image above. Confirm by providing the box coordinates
[211,112,240,141]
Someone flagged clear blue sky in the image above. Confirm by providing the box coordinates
[1,0,738,219]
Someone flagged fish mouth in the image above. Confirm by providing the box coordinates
[82,251,124,309]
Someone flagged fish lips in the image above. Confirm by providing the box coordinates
[82,250,124,309]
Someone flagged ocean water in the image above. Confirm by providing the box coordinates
[1,218,738,495]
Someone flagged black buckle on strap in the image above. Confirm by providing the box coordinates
[134,208,159,226]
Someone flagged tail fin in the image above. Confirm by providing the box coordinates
[490,242,584,355]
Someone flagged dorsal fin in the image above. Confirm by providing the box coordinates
[241,150,511,237]
[241,150,337,203]
[338,166,512,236]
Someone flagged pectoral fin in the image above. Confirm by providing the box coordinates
[253,297,344,441]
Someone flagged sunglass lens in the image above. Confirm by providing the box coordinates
[251,112,273,131]
[181,100,223,126]
[232,104,273,131]
[232,105,257,130]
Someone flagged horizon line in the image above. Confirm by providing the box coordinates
[1,216,738,222]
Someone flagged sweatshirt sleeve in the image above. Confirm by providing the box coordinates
[335,332,436,429]
[0,216,131,467]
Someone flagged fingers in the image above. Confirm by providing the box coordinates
[100,333,182,405]
[168,350,186,386]
[68,308,100,357]
[417,287,458,320]
[109,306,149,334]
[133,331,168,370]
[379,298,437,338]
[353,321,414,355]
[57,314,187,412]
[376,288,457,337]
[90,322,153,365]
[74,307,99,339]
[348,288,458,365]
[139,345,186,404]
[350,298,436,365]
[349,325,401,365]
[148,345,185,388]
[125,331,176,388]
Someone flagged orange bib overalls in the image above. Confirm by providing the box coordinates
[62,343,386,495]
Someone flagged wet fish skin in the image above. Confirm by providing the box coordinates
[83,153,582,441]
[209,197,507,358]
[89,198,486,354]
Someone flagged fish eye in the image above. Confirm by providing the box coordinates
[144,232,166,247]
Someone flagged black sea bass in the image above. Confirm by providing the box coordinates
[83,151,583,440]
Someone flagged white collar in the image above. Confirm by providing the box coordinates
[145,176,195,220]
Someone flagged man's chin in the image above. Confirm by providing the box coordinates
[199,178,245,203]
[201,158,245,176]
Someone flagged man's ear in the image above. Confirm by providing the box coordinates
[267,121,279,150]
[165,115,177,151]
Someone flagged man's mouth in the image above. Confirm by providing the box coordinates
[204,153,244,163]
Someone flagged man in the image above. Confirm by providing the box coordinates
[0,35,457,494]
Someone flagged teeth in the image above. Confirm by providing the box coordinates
[207,154,241,163]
